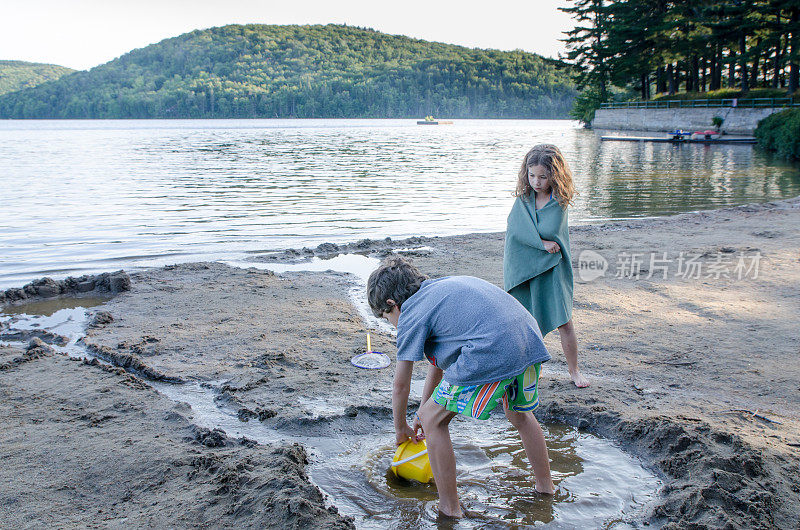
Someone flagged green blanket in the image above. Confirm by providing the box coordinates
[503,196,571,291]
[503,196,573,335]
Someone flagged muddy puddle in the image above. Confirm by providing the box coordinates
[0,296,110,357]
[0,295,112,317]
[1,280,662,528]
[312,419,661,528]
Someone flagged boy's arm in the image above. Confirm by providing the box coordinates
[420,363,443,406]
[411,363,443,437]
[392,360,416,446]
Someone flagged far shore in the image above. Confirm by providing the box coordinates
[1,196,799,528]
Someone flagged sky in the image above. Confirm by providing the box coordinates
[0,0,574,71]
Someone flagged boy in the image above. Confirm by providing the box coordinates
[367,257,555,518]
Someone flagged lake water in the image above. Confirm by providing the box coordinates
[2,119,799,289]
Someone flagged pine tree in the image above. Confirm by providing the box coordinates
[560,0,612,99]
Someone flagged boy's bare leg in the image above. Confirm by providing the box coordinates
[504,406,555,494]
[418,399,462,517]
[558,319,589,388]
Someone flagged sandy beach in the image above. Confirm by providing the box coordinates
[2,196,799,528]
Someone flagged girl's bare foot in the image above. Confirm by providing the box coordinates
[570,370,590,388]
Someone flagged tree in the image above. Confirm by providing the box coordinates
[560,0,612,99]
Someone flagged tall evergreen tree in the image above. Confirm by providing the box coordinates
[560,0,612,98]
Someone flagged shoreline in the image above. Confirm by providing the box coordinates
[3,193,800,296]
[2,195,799,527]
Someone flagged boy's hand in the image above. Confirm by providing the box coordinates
[411,413,425,441]
[395,422,417,446]
[392,361,417,446]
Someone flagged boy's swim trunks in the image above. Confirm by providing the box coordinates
[431,363,541,420]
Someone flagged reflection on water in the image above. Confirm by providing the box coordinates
[1,119,798,289]
[575,132,800,219]
[0,300,103,358]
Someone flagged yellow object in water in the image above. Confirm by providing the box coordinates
[391,439,433,483]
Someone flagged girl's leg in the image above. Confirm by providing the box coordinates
[504,406,555,494]
[558,319,589,387]
[418,399,461,517]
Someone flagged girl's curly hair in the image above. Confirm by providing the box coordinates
[513,144,576,208]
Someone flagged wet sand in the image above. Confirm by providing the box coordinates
[0,340,352,528]
[2,196,799,528]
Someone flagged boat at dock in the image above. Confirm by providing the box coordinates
[601,135,756,144]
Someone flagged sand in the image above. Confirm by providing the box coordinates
[0,339,352,529]
[1,196,799,528]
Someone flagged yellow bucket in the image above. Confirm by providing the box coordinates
[391,439,433,483]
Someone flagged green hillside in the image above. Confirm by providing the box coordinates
[0,60,75,96]
[0,24,575,119]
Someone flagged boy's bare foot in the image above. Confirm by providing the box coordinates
[434,502,464,519]
[535,484,556,495]
[437,508,463,519]
[570,370,590,388]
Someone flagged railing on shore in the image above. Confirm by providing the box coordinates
[600,98,799,109]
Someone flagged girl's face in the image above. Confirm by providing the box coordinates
[527,165,551,195]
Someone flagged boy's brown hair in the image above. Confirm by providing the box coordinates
[367,257,428,318]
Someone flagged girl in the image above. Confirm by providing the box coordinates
[503,144,589,388]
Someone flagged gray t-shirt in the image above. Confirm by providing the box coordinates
[396,276,550,386]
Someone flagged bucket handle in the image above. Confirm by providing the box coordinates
[390,449,428,467]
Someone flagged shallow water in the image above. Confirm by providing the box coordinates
[0,297,107,357]
[314,419,660,528]
[2,118,799,289]
[1,296,111,317]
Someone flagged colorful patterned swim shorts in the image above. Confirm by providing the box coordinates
[431,363,541,420]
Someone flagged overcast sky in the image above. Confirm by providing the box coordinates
[1,0,574,71]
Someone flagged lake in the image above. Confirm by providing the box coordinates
[1,119,799,289]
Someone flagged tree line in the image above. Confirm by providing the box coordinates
[561,0,799,101]
[0,24,576,119]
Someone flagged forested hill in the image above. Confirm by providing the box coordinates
[0,60,75,96]
[0,24,575,119]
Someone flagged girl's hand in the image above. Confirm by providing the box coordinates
[542,239,561,254]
